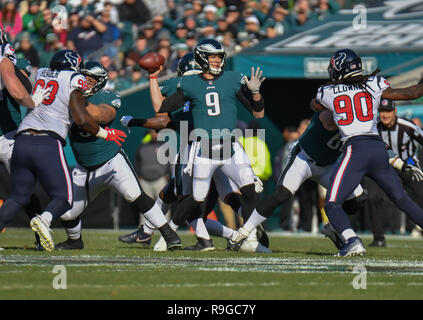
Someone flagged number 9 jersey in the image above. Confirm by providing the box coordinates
[17,68,87,141]
[316,76,390,141]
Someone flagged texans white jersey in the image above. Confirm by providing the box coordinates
[18,68,87,140]
[316,76,390,141]
[0,43,17,99]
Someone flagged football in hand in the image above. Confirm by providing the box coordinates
[138,52,165,73]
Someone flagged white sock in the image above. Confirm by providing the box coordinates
[66,220,81,240]
[243,209,266,233]
[40,211,53,226]
[205,219,234,239]
[190,218,211,240]
[142,203,167,229]
[143,220,155,235]
[341,228,357,241]
[169,220,179,231]
[156,196,171,215]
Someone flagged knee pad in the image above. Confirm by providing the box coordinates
[132,192,156,214]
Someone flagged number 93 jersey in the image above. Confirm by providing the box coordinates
[176,71,243,139]
[18,68,87,140]
[316,76,390,141]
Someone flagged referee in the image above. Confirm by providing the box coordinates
[367,99,423,246]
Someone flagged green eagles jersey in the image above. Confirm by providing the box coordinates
[161,77,193,151]
[69,90,122,168]
[0,58,32,136]
[177,71,243,140]
[298,112,343,166]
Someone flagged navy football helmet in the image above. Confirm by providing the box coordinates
[194,39,226,75]
[80,61,108,97]
[327,48,362,81]
[49,49,84,72]
[177,52,201,76]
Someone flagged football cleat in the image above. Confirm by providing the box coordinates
[322,223,345,250]
[335,237,366,257]
[153,235,167,251]
[30,215,54,252]
[55,237,84,250]
[118,226,152,246]
[183,237,215,251]
[369,238,386,247]
[256,224,269,248]
[160,225,182,251]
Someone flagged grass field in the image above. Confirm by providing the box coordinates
[1,228,423,300]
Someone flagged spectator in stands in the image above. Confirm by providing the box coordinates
[22,0,40,34]
[123,50,141,78]
[16,32,40,70]
[314,0,340,21]
[289,0,316,27]
[192,0,204,18]
[39,33,63,68]
[99,54,114,71]
[152,15,165,34]
[157,30,172,50]
[216,15,230,38]
[199,25,216,40]
[103,1,120,25]
[133,34,149,57]
[99,10,122,58]
[174,22,188,44]
[243,15,266,41]
[0,0,23,42]
[225,5,242,38]
[75,0,95,17]
[221,31,236,54]
[34,8,66,47]
[104,65,120,91]
[140,22,158,51]
[181,3,195,22]
[170,42,189,72]
[215,0,227,17]
[235,31,253,52]
[186,31,197,50]
[68,9,81,30]
[67,14,106,59]
[157,45,171,74]
[198,4,218,28]
[263,3,290,37]
[118,0,151,26]
[184,15,198,34]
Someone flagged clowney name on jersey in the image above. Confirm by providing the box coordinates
[316,76,390,140]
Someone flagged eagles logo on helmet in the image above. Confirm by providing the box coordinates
[80,61,108,97]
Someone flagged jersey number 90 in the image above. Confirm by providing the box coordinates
[334,92,373,126]
[205,92,221,116]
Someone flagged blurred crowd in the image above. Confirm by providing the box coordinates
[3,0,344,92]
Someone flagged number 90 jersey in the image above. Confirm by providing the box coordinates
[18,68,87,140]
[316,76,390,141]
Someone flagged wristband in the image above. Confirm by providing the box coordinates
[149,75,157,79]
[389,156,404,171]
[96,126,108,139]
[129,118,147,127]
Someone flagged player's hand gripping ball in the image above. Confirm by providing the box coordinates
[139,52,165,73]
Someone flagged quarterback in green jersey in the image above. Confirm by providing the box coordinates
[55,61,181,251]
[158,40,265,244]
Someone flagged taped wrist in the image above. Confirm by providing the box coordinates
[252,96,264,112]
[128,118,147,127]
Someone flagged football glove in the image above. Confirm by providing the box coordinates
[254,175,263,193]
[96,127,127,146]
[243,67,266,94]
[402,163,423,182]
[120,115,134,133]
[31,86,50,107]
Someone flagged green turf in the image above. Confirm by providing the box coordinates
[1,228,423,300]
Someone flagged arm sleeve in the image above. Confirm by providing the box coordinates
[158,91,187,113]
[236,84,264,114]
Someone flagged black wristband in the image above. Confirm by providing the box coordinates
[128,118,147,127]
[252,97,264,112]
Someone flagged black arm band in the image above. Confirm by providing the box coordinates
[252,96,264,112]
[128,118,147,127]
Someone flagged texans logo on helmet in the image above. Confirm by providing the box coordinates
[65,51,82,70]
[331,52,347,72]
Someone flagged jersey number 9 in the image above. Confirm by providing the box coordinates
[205,92,221,116]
